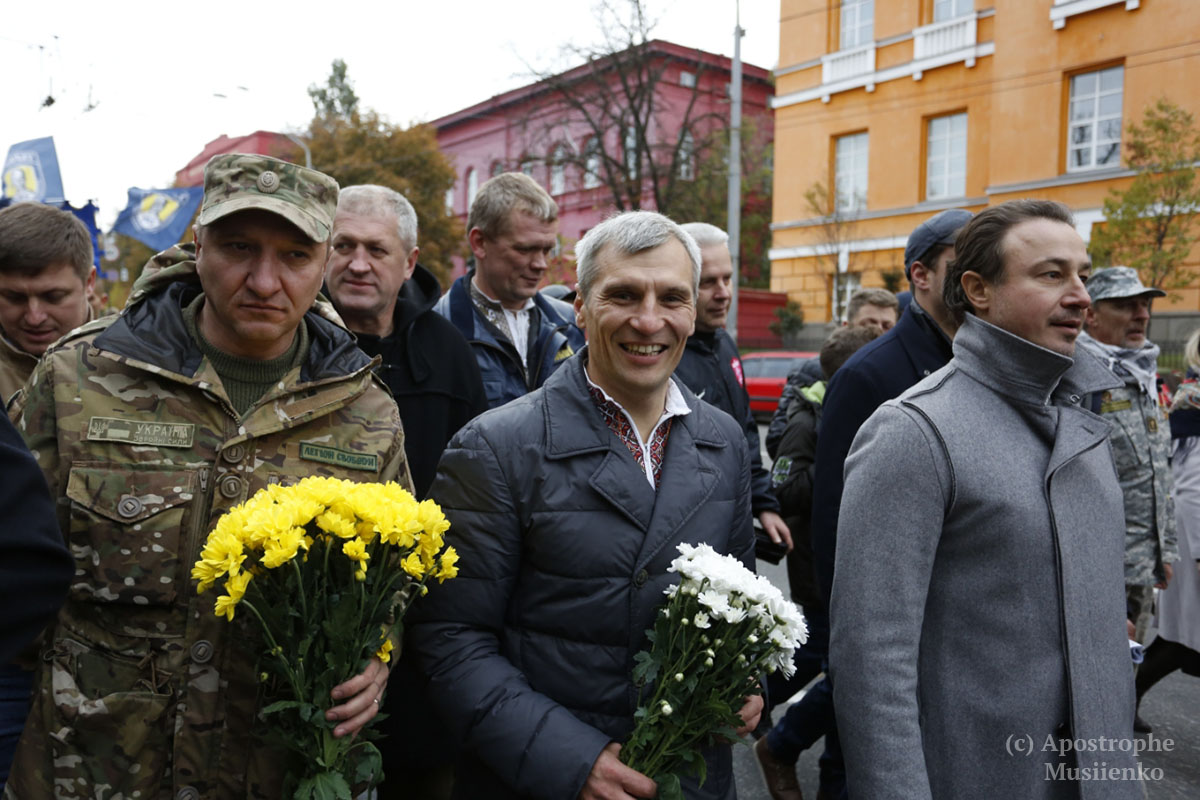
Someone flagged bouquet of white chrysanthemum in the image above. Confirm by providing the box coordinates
[621,542,807,800]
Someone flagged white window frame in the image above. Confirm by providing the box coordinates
[624,127,639,179]
[925,112,967,200]
[466,168,478,209]
[834,132,869,213]
[550,146,567,196]
[1066,65,1123,172]
[679,70,696,89]
[933,0,973,22]
[678,132,695,181]
[583,137,602,189]
[840,0,874,50]
[835,271,862,324]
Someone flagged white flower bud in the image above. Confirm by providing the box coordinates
[681,617,690,626]
[738,653,747,663]
[706,648,715,657]
[714,639,723,647]
[661,702,673,716]
[674,672,684,682]
[748,634,759,644]
[705,657,714,667]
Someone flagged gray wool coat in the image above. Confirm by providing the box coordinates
[830,314,1142,800]
[411,350,755,800]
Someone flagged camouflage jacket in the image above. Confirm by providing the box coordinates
[5,249,409,800]
[1091,376,1180,584]
[0,327,37,406]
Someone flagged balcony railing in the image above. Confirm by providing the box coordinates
[821,44,875,85]
[913,14,977,61]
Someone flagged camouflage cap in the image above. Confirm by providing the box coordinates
[1086,266,1165,302]
[197,154,339,243]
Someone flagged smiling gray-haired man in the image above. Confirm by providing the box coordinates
[415,211,758,800]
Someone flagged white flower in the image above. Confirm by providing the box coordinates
[697,589,730,615]
[721,606,747,624]
[693,612,711,629]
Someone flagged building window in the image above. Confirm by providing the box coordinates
[834,272,862,324]
[444,186,455,215]
[680,70,696,88]
[490,161,504,178]
[926,112,967,200]
[834,132,869,213]
[583,137,602,189]
[678,132,695,181]
[1067,65,1123,171]
[520,159,535,179]
[840,0,874,49]
[466,168,478,209]
[550,146,567,196]
[933,0,973,22]
[624,127,639,179]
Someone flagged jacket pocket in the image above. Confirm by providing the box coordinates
[45,636,172,797]
[64,465,196,623]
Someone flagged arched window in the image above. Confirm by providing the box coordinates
[550,145,567,196]
[490,161,504,178]
[583,137,602,189]
[520,158,535,179]
[467,168,479,208]
[444,185,455,215]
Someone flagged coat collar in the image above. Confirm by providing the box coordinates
[952,314,1120,406]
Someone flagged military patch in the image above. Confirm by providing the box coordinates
[86,417,195,447]
[1100,399,1133,414]
[771,455,793,489]
[299,442,378,472]
[1148,417,1158,433]
[555,344,575,363]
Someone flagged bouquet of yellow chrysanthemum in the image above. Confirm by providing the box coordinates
[191,476,458,800]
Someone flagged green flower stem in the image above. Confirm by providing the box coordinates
[241,596,305,703]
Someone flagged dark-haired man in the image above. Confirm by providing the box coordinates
[831,200,1140,799]
[0,203,95,402]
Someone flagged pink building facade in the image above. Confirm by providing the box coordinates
[431,40,774,281]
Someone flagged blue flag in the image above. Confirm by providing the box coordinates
[112,186,204,252]
[2,137,65,204]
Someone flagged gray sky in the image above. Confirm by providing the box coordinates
[0,0,779,229]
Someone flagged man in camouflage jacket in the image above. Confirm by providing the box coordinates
[1078,266,1180,643]
[4,155,410,799]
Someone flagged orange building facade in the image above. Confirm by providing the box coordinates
[770,0,1200,328]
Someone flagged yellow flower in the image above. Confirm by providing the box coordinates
[261,526,306,569]
[317,510,357,539]
[215,593,238,621]
[375,637,394,664]
[435,547,459,583]
[401,551,425,578]
[343,538,370,581]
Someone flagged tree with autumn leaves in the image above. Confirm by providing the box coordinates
[1089,97,1200,293]
[306,61,464,285]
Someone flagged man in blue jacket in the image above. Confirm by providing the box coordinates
[434,173,584,409]
[415,211,758,800]
[755,208,970,800]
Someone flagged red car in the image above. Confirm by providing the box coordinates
[741,350,818,420]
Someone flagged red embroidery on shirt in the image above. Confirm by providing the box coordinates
[587,384,672,485]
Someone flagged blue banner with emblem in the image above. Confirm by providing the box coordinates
[112,186,204,251]
[2,137,65,204]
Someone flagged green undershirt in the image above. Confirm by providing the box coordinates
[183,294,308,416]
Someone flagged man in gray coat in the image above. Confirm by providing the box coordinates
[413,211,758,800]
[830,199,1142,799]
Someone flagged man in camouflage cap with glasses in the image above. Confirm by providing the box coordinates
[5,154,411,798]
[1077,266,1179,657]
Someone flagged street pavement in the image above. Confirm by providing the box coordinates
[734,426,1200,799]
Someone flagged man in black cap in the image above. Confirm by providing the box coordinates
[754,208,971,800]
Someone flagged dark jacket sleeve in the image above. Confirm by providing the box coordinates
[411,423,610,800]
[767,358,822,458]
[810,363,883,607]
[744,401,780,517]
[0,412,70,664]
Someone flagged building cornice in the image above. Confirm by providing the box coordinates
[985,167,1135,195]
[771,196,988,232]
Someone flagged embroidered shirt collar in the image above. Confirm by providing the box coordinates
[584,367,690,488]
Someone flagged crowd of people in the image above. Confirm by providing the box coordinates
[0,153,1194,800]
